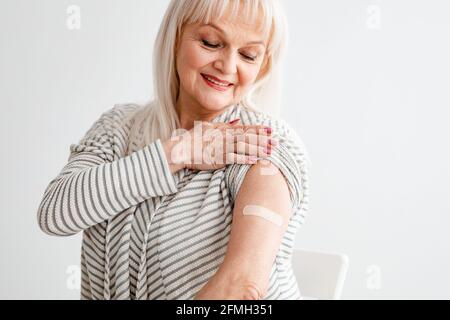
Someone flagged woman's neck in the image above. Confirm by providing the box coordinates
[176,99,230,131]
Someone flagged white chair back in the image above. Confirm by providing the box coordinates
[292,249,349,300]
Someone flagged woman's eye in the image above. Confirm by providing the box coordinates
[201,39,258,61]
[202,39,221,48]
[241,53,258,61]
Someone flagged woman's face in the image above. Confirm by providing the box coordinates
[175,13,269,114]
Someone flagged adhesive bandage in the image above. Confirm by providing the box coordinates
[242,205,283,227]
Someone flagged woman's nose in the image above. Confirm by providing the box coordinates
[213,51,238,74]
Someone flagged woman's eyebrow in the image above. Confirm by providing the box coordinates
[200,23,265,46]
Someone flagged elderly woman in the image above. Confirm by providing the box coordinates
[37,0,309,300]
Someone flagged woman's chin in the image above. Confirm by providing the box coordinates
[199,99,233,112]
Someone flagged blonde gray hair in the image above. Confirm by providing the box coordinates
[125,0,289,156]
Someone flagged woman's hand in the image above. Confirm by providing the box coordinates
[164,119,278,172]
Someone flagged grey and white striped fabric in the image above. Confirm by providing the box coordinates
[37,102,309,300]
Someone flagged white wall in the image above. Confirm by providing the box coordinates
[0,0,449,299]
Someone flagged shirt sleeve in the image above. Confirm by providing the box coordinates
[224,121,310,225]
[37,105,178,237]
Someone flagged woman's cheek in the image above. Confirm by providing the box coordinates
[177,47,206,89]
[239,65,260,88]
[186,46,213,69]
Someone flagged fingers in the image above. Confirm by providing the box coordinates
[224,120,272,135]
[238,141,268,157]
[221,120,276,141]
[225,134,278,156]
[234,133,278,146]
[225,153,259,165]
[192,121,279,168]
[230,124,272,135]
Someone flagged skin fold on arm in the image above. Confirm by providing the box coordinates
[195,160,293,299]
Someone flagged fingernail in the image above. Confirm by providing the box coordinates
[229,119,240,125]
[265,127,272,134]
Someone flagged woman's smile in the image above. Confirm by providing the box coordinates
[201,73,234,92]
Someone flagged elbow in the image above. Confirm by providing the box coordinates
[36,203,78,237]
[36,201,52,235]
[36,208,60,237]
[37,222,59,237]
[37,217,57,237]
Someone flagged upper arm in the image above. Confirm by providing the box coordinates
[221,160,295,294]
[213,119,310,296]
[233,160,293,230]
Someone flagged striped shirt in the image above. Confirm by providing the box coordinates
[37,103,310,300]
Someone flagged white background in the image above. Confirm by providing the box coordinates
[0,0,449,299]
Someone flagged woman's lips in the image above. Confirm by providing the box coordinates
[201,74,233,92]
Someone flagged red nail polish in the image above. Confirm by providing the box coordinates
[229,119,240,125]
[249,156,258,163]
[265,127,272,134]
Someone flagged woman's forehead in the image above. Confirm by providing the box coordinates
[197,21,267,46]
